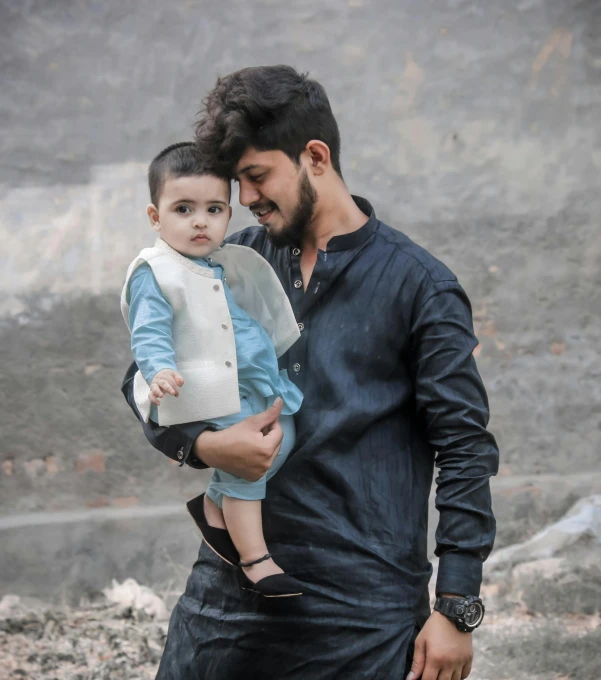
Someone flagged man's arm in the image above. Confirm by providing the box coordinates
[121,360,285,475]
[411,278,499,597]
[406,278,498,680]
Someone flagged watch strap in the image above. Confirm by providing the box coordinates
[435,597,459,618]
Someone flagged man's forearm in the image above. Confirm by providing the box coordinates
[192,429,221,468]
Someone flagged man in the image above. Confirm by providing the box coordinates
[122,65,499,680]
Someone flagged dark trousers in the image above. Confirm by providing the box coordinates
[156,544,422,680]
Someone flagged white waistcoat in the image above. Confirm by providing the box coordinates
[121,238,300,426]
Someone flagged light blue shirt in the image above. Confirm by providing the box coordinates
[127,255,303,425]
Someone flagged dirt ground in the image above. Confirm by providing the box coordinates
[0,597,165,680]
[1,579,600,680]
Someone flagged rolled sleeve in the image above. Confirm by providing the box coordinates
[410,279,499,596]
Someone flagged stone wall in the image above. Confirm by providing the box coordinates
[1,0,599,599]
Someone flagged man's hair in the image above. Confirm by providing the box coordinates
[195,65,342,178]
[148,141,230,206]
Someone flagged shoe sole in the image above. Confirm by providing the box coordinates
[186,505,236,566]
[187,500,303,597]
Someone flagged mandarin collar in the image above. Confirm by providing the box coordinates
[317,195,377,253]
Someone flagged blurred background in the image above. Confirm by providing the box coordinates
[1,1,600,678]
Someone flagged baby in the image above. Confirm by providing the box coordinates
[121,142,303,597]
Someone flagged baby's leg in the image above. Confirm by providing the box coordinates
[221,497,284,582]
[205,470,228,529]
[203,494,226,529]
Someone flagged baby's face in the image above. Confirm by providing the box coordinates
[150,174,231,258]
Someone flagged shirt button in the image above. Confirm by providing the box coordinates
[292,363,301,373]
[294,280,302,289]
[213,284,220,291]
[225,360,232,367]
[298,322,304,332]
[176,447,184,461]
[292,248,301,256]
[221,323,228,330]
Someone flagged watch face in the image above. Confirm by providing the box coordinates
[464,602,484,628]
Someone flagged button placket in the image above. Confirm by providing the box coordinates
[288,249,307,385]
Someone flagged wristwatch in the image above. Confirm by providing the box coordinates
[434,596,485,632]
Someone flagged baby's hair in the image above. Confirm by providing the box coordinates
[148,141,230,206]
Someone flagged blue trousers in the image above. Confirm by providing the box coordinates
[205,395,296,508]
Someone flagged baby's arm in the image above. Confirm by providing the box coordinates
[127,263,184,405]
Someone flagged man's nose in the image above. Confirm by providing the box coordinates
[238,181,261,207]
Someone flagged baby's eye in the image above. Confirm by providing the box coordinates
[208,206,222,214]
[177,205,191,214]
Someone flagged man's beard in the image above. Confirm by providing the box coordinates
[266,169,317,249]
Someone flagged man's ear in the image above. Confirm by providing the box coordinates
[147,204,161,232]
[304,140,330,177]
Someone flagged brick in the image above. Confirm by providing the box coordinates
[76,451,106,473]
[112,496,138,508]
[45,456,59,476]
[86,497,109,508]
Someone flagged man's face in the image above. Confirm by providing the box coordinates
[235,148,317,248]
[149,174,231,257]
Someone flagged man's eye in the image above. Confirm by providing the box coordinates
[208,206,222,214]
[177,205,191,214]
[249,175,264,183]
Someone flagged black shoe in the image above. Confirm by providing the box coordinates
[186,493,239,566]
[238,553,303,598]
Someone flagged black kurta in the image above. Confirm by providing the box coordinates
[122,196,499,679]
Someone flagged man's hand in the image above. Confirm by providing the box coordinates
[149,369,185,405]
[407,611,473,680]
[193,397,284,481]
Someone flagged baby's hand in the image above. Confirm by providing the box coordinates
[149,369,185,406]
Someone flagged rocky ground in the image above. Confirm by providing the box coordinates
[1,587,600,680]
[0,597,165,680]
[2,496,601,680]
